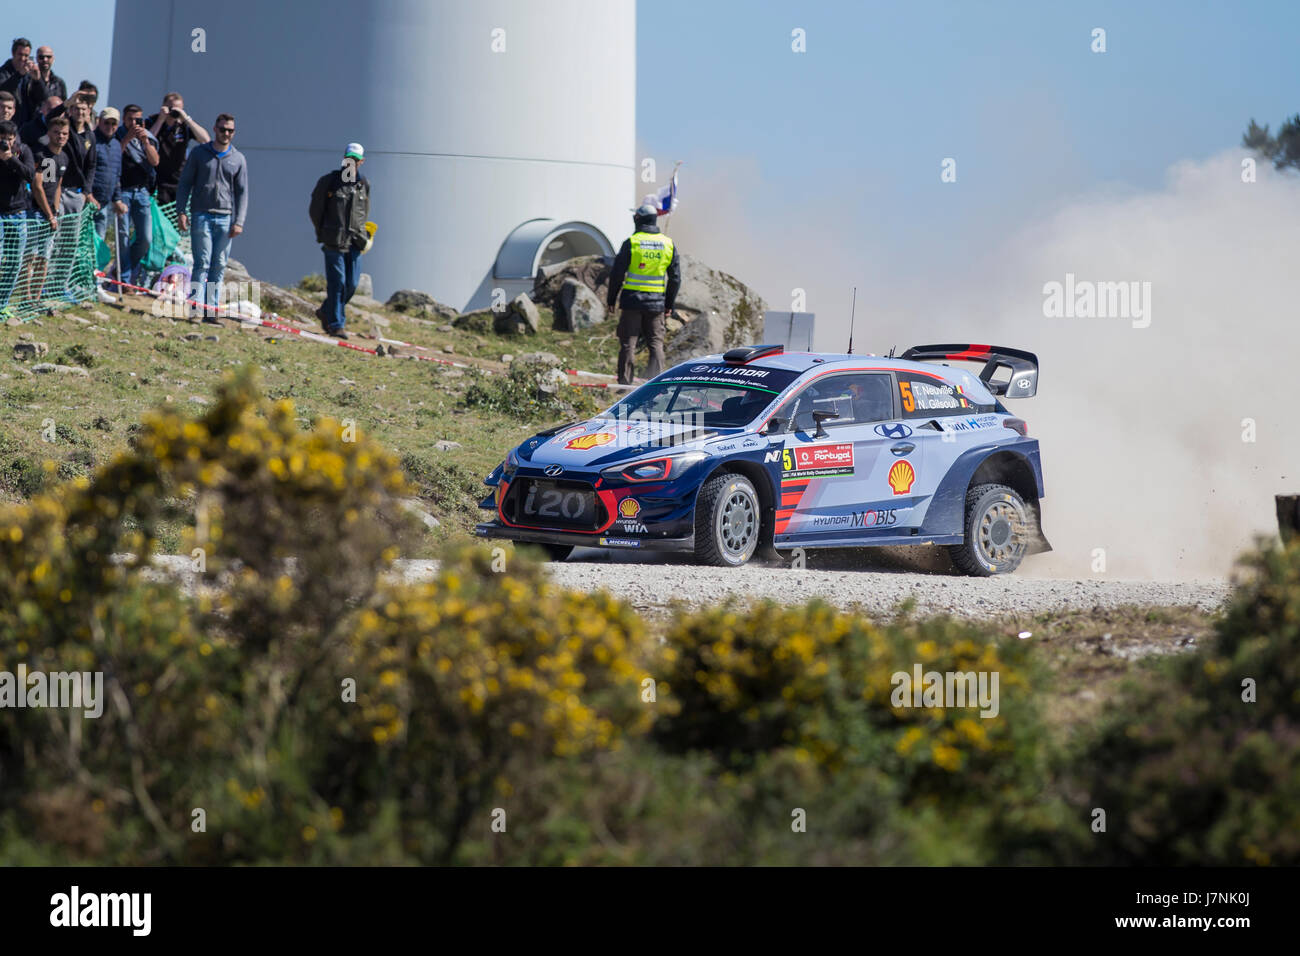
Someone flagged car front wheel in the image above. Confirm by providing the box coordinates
[695,473,761,567]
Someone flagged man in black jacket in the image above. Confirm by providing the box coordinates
[308,142,370,338]
[606,204,681,384]
[0,39,47,127]
[0,120,35,317]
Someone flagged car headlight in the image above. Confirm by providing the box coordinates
[602,452,706,483]
[501,449,520,481]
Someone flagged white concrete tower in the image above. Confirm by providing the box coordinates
[109,0,637,309]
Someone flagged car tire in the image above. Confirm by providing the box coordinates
[694,473,761,567]
[536,543,574,562]
[947,483,1031,576]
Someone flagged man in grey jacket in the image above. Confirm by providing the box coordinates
[176,112,247,321]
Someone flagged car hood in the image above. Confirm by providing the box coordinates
[518,417,738,469]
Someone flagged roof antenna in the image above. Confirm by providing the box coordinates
[846,287,857,354]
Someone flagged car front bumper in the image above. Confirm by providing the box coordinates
[474,521,696,553]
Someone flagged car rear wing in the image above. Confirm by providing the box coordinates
[900,343,1039,398]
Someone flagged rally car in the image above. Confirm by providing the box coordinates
[475,343,1051,575]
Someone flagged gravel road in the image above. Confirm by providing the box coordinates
[394,547,1232,620]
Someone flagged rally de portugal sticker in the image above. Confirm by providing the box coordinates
[781,442,855,480]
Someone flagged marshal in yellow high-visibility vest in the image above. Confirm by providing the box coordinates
[621,231,676,294]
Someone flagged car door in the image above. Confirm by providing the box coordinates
[775,371,913,537]
[892,369,977,525]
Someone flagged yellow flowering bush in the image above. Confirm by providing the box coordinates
[0,371,663,864]
[657,599,1044,798]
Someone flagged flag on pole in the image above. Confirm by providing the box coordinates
[641,166,679,216]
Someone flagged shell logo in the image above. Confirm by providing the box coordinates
[888,460,915,496]
[566,432,615,451]
[618,498,641,519]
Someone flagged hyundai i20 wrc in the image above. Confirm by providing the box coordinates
[475,343,1051,575]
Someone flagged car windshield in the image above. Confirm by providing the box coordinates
[600,364,801,429]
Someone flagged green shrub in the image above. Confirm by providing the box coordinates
[297,273,327,293]
[461,360,600,422]
[1070,540,1300,865]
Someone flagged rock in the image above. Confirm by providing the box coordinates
[184,333,203,342]
[508,293,540,334]
[401,498,441,530]
[664,253,767,362]
[515,351,561,366]
[555,278,606,331]
[386,289,459,322]
[12,341,49,361]
[89,310,110,322]
[534,255,614,308]
[356,273,373,298]
[31,363,89,377]
[204,335,219,342]
[500,353,514,363]
[224,258,251,279]
[188,395,209,405]
[5,317,23,327]
[537,253,766,363]
[434,440,462,451]
[68,315,92,326]
[536,382,559,401]
[492,295,539,335]
[437,324,455,333]
[442,345,454,354]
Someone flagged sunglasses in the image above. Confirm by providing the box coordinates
[216,126,235,133]
[37,54,53,60]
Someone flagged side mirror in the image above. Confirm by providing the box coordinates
[811,410,840,439]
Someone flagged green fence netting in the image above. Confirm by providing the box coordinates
[1,198,192,323]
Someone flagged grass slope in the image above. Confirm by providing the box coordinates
[1,286,620,553]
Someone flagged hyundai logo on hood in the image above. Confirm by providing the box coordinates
[543,464,564,477]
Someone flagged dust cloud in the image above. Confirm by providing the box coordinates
[664,151,1300,580]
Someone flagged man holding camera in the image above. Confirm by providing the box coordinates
[0,38,47,127]
[0,120,36,317]
[147,92,209,206]
[114,103,159,286]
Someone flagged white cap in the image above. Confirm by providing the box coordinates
[345,142,364,160]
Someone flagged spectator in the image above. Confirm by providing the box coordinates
[60,96,97,215]
[89,107,124,241]
[177,113,247,321]
[33,46,66,103]
[0,119,36,318]
[0,91,15,123]
[147,92,209,205]
[309,143,370,338]
[76,82,99,126]
[19,94,62,148]
[22,114,70,301]
[0,39,47,126]
[115,104,159,286]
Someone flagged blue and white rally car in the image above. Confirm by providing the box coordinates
[475,343,1051,575]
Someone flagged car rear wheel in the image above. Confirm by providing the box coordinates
[695,473,761,567]
[947,483,1030,576]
